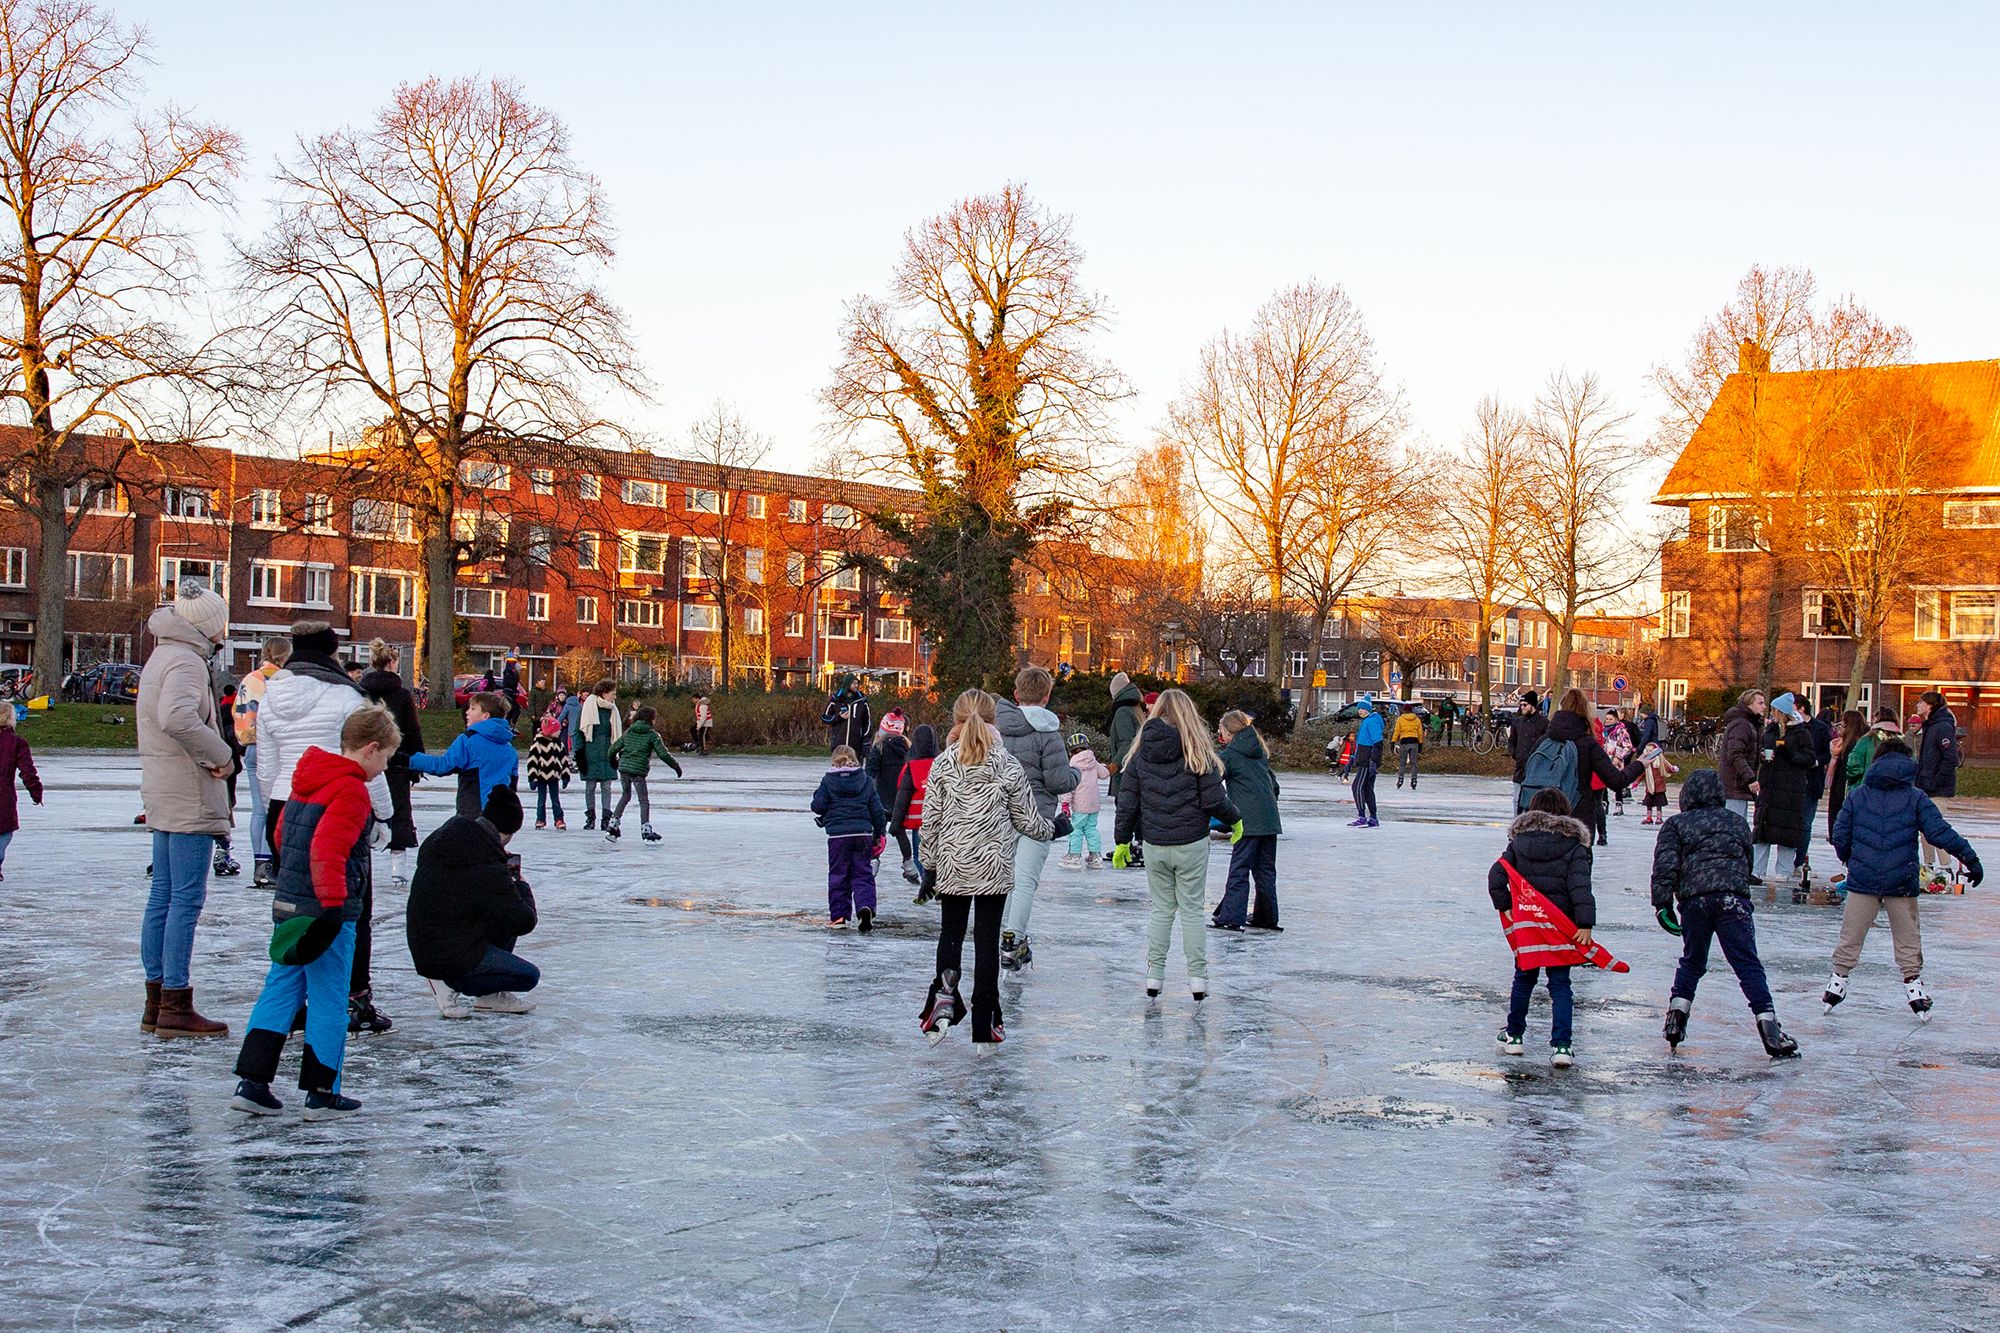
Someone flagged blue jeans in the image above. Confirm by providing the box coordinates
[1796,794,1820,868]
[1213,834,1278,926]
[1002,835,1056,937]
[1670,894,1773,1014]
[445,944,541,998]
[534,779,565,824]
[1507,965,1573,1047]
[244,744,268,862]
[0,829,11,867]
[236,921,357,1092]
[142,831,213,989]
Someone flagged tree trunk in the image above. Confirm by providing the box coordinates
[1553,618,1576,699]
[1756,553,1785,697]
[32,482,68,689]
[718,580,731,692]
[1848,619,1876,715]
[421,528,455,704]
[1474,603,1493,713]
[1266,566,1285,691]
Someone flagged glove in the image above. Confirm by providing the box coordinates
[1051,812,1073,840]
[1229,820,1245,844]
[370,821,390,850]
[1967,856,1985,888]
[270,912,343,966]
[1656,904,1683,936]
[1112,843,1132,869]
[919,863,937,896]
[872,836,887,859]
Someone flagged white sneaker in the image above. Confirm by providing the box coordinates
[1059,853,1083,869]
[474,991,537,1014]
[428,979,473,1019]
[1084,855,1102,871]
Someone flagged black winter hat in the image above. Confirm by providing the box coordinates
[1521,691,1540,708]
[291,623,340,657]
[482,785,524,836]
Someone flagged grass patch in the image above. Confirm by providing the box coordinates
[9,702,139,749]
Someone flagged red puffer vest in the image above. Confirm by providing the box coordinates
[902,756,934,830]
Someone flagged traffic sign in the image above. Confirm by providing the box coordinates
[1389,670,1402,685]
[1612,676,1628,692]
[1463,655,1476,677]
[1312,669,1327,688]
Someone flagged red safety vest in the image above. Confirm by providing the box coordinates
[1495,857,1629,973]
[902,757,934,830]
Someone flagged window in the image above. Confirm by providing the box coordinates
[302,493,335,533]
[577,532,601,570]
[1535,659,1546,686]
[452,586,507,618]
[1536,621,1548,649]
[619,532,670,575]
[785,612,806,636]
[459,460,511,490]
[159,557,224,598]
[1950,590,1999,641]
[686,487,719,514]
[742,494,766,519]
[743,548,764,584]
[250,488,283,528]
[823,554,861,592]
[878,617,912,643]
[743,606,765,635]
[1289,651,1308,679]
[62,483,127,514]
[1915,589,1941,642]
[299,567,331,607]
[66,631,131,666]
[786,498,807,523]
[576,595,598,625]
[249,562,283,603]
[1323,651,1343,675]
[1504,659,1519,686]
[682,603,719,631]
[452,511,509,550]
[1488,654,1502,682]
[531,468,555,496]
[1504,618,1520,647]
[1803,590,1854,639]
[579,473,601,501]
[0,547,23,588]
[825,613,860,640]
[352,569,415,618]
[622,478,665,507]
[1942,500,2000,529]
[1488,621,1504,645]
[786,552,807,586]
[1360,650,1381,678]
[528,525,555,564]
[824,503,859,530]
[1708,505,1761,552]
[1662,590,1690,638]
[527,593,550,621]
[353,498,415,540]
[618,598,664,629]
[680,537,720,586]
[68,552,132,600]
[161,487,213,520]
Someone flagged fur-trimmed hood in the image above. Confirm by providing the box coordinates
[1508,809,1591,845]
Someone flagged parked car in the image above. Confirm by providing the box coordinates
[69,661,142,705]
[452,673,528,711]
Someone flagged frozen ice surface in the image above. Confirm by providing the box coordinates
[4,753,2000,1330]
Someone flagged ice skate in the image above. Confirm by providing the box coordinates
[857,908,873,934]
[555,820,566,830]
[1551,1044,1575,1068]
[1905,976,1933,1021]
[535,820,547,830]
[1496,1030,1524,1056]
[229,1079,283,1117]
[1145,974,1163,998]
[1190,977,1207,1002]
[1663,998,1690,1052]
[347,989,393,1035]
[474,991,536,1013]
[921,969,962,1046]
[583,814,595,831]
[999,930,1020,971]
[1756,1013,1800,1058]
[253,859,275,888]
[1059,852,1083,869]
[1012,935,1033,970]
[212,847,240,877]
[302,1090,362,1122]
[641,822,661,842]
[1822,973,1848,1013]
[604,821,620,842]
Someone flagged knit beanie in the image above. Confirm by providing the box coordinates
[291,623,340,657]
[170,581,229,643]
[482,784,524,836]
[539,716,560,737]
[878,712,907,738]
[1109,671,1131,699]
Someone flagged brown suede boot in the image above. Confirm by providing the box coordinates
[154,986,228,1039]
[142,980,162,1034]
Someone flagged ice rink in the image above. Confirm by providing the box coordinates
[3,751,1999,1330]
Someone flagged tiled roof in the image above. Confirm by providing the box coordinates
[1655,359,2000,502]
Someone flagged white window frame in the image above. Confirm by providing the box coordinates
[530,467,555,496]
[352,498,415,541]
[680,536,720,586]
[743,547,764,584]
[1504,618,1520,647]
[451,511,510,549]
[1948,589,1999,642]
[576,595,599,625]
[785,611,806,637]
[877,617,912,644]
[823,553,860,592]
[1803,589,1855,639]
[351,568,416,619]
[67,551,132,600]
[743,606,765,635]
[0,546,24,588]
[786,498,807,523]
[452,586,508,618]
[459,459,512,491]
[301,493,336,535]
[298,566,332,609]
[1662,590,1691,639]
[159,556,226,600]
[579,473,601,501]
[617,598,665,629]
[248,561,284,605]
[742,494,766,519]
[681,603,720,632]
[1942,499,2000,529]
[249,488,283,529]
[527,592,550,621]
[577,532,601,570]
[619,531,670,575]
[824,612,860,640]
[621,478,666,508]
[686,487,720,514]
[786,552,807,586]
[160,486,215,521]
[824,503,859,530]
[1708,504,1762,552]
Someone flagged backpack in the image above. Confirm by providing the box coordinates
[1517,737,1580,813]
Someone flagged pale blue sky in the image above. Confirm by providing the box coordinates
[127,1,2000,475]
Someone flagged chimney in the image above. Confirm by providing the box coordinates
[1737,339,1772,374]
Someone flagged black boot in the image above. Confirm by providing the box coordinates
[1756,1013,1799,1059]
[1663,998,1690,1052]
[347,989,393,1035]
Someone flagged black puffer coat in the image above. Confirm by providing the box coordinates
[1508,708,1549,783]
[359,667,426,767]
[1545,708,1641,833]
[1486,809,1596,928]
[1751,722,1815,847]
[1718,704,1762,802]
[1916,705,1961,798]
[406,814,538,980]
[1113,718,1240,849]
[1649,769,1751,909]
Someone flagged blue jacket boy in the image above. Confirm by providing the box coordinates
[410,705,520,817]
[1832,750,1982,894]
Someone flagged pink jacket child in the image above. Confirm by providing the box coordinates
[1636,742,1677,824]
[1060,739,1107,865]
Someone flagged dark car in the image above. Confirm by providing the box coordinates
[71,661,142,705]
[453,672,527,711]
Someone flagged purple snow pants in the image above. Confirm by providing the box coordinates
[827,835,877,921]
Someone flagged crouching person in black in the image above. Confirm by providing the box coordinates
[408,786,540,1019]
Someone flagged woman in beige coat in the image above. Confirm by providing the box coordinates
[137,582,236,1039]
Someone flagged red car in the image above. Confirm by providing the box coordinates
[453,673,528,711]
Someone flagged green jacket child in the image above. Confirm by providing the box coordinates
[613,718,684,778]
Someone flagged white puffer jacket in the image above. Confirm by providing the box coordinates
[256,657,393,818]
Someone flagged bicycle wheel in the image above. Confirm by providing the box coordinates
[1470,729,1494,756]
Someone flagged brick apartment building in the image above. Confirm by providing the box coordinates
[1653,356,2000,754]
[0,432,1154,693]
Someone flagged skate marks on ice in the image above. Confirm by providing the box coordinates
[624,896,930,933]
[1281,1093,1494,1129]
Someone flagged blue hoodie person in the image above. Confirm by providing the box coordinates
[408,691,519,817]
[1826,739,1983,1019]
[1349,695,1386,828]
[812,745,888,930]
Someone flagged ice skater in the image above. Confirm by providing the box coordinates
[1348,697,1384,826]
[917,689,1054,1055]
[1058,733,1106,870]
[526,716,572,829]
[1488,789,1592,1067]
[864,709,912,880]
[1636,741,1675,825]
[228,705,400,1120]
[407,689,520,818]
[891,724,938,897]
[0,706,44,881]
[997,665,1079,974]
[1825,738,1983,1020]
[1391,702,1423,789]
[1210,710,1280,932]
[812,744,888,930]
[573,678,623,831]
[1649,769,1799,1058]
[1113,689,1242,1001]
[605,705,682,841]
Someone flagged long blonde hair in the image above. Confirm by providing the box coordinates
[1218,708,1265,758]
[950,688,998,766]
[1142,688,1223,775]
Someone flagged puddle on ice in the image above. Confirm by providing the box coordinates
[1282,1094,1492,1128]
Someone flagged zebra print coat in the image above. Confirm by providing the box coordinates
[921,740,1056,896]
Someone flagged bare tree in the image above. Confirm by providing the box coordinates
[241,76,643,699]
[824,184,1124,690]
[1431,398,1528,711]
[1513,370,1649,694]
[1168,280,1399,697]
[677,402,771,691]
[1373,599,1474,701]
[1102,441,1203,669]
[0,0,240,689]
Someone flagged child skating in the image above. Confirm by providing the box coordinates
[864,711,912,880]
[606,705,682,841]
[526,717,572,829]
[228,705,400,1119]
[0,708,43,880]
[1826,738,1984,1019]
[812,744,888,930]
[892,724,938,897]
[1649,769,1799,1058]
[1112,689,1242,1001]
[1058,733,1105,869]
[1211,710,1280,931]
[1487,789,1593,1066]
[1636,741,1675,825]
[407,689,519,816]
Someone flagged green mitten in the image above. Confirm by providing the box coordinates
[1229,820,1245,844]
[1656,904,1683,937]
[270,912,342,965]
[1111,843,1132,869]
